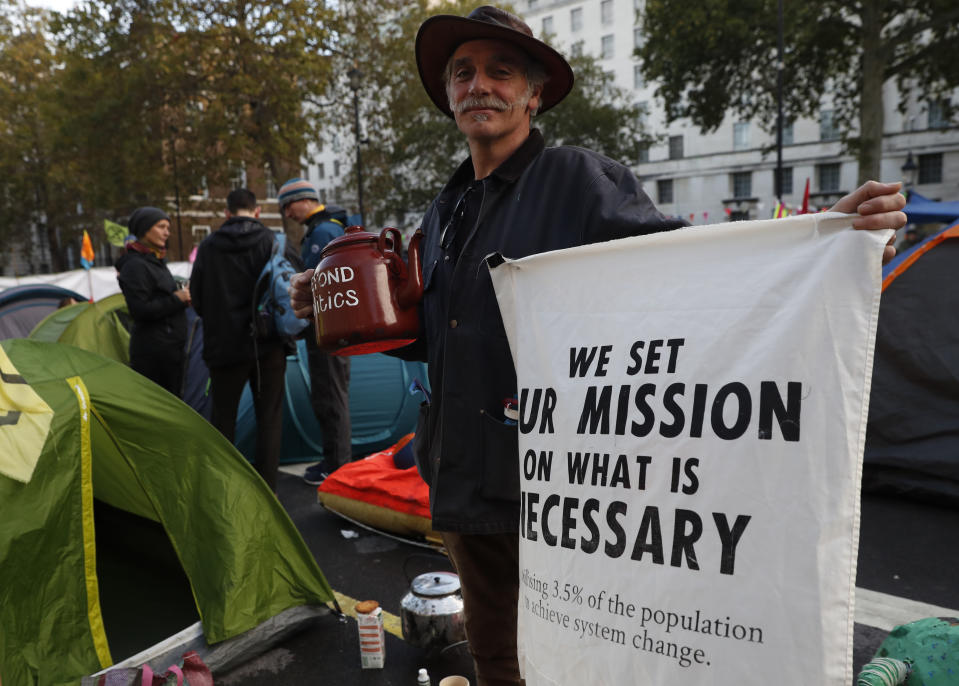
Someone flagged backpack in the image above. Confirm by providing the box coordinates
[252,232,310,339]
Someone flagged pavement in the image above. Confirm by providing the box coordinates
[206,466,959,685]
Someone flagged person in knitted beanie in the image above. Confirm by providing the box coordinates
[116,205,190,396]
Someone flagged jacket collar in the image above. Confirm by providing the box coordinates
[444,128,545,196]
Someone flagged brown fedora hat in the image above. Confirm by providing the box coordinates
[415,5,574,119]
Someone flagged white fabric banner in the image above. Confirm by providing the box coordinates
[0,262,192,301]
[489,213,889,686]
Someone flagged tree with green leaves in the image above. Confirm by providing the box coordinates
[0,1,77,272]
[323,0,654,227]
[0,0,338,268]
[637,0,959,184]
[52,0,337,245]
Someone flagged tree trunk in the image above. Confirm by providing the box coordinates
[44,223,64,273]
[858,1,886,185]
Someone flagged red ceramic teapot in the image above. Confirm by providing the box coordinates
[311,225,423,355]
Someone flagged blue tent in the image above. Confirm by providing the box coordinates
[0,284,86,340]
[235,340,427,463]
[903,191,959,225]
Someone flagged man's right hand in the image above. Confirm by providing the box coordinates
[289,269,315,319]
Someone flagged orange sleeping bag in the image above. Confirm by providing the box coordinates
[317,435,438,543]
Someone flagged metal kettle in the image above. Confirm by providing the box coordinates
[311,226,423,356]
[400,571,466,654]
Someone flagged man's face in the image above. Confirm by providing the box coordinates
[284,198,314,223]
[446,39,541,145]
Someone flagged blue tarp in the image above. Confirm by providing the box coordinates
[903,191,959,225]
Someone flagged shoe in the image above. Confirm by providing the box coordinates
[302,461,332,485]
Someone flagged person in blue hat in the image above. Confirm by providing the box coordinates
[277,177,353,485]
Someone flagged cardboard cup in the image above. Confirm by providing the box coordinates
[438,677,470,686]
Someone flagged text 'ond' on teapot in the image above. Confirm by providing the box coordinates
[311,226,423,356]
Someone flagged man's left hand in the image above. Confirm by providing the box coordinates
[829,181,907,264]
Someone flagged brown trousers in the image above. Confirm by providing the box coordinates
[442,531,524,686]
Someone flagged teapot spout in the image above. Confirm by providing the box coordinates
[398,229,424,309]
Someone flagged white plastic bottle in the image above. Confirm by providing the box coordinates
[417,667,431,686]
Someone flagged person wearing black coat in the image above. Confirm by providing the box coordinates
[287,7,907,684]
[190,188,288,492]
[116,206,190,396]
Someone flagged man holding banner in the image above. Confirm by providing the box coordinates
[290,6,906,684]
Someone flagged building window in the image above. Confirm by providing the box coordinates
[191,176,209,199]
[570,7,582,32]
[657,179,674,204]
[819,109,839,141]
[774,167,793,196]
[638,143,650,164]
[928,100,948,129]
[528,0,537,8]
[636,101,648,126]
[541,15,553,35]
[192,225,210,243]
[817,162,841,192]
[334,160,341,177]
[633,64,644,89]
[782,120,794,146]
[229,163,246,190]
[601,34,614,59]
[668,135,683,160]
[731,171,752,199]
[602,71,615,99]
[634,27,644,50]
[918,153,943,184]
[570,40,584,57]
[318,162,325,179]
[301,166,310,180]
[263,167,277,199]
[733,121,749,150]
[600,0,613,25]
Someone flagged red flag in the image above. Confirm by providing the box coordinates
[800,178,810,215]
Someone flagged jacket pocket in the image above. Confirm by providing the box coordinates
[412,401,434,486]
[480,410,520,502]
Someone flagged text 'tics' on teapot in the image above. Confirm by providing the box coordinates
[311,226,423,356]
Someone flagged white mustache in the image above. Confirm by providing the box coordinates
[452,94,527,114]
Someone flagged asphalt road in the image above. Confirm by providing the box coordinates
[210,470,959,685]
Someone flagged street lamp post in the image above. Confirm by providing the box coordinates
[774,0,784,202]
[169,125,184,259]
[347,67,365,225]
[900,152,917,194]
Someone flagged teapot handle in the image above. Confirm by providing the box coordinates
[378,227,407,279]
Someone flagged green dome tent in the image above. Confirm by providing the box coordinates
[0,339,334,686]
[30,293,132,364]
[27,300,88,342]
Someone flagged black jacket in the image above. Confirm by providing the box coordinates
[404,129,687,534]
[191,216,284,368]
[116,248,188,360]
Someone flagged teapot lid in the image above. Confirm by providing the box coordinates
[411,571,461,598]
[320,225,404,257]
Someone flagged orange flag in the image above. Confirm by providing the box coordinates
[80,230,95,269]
